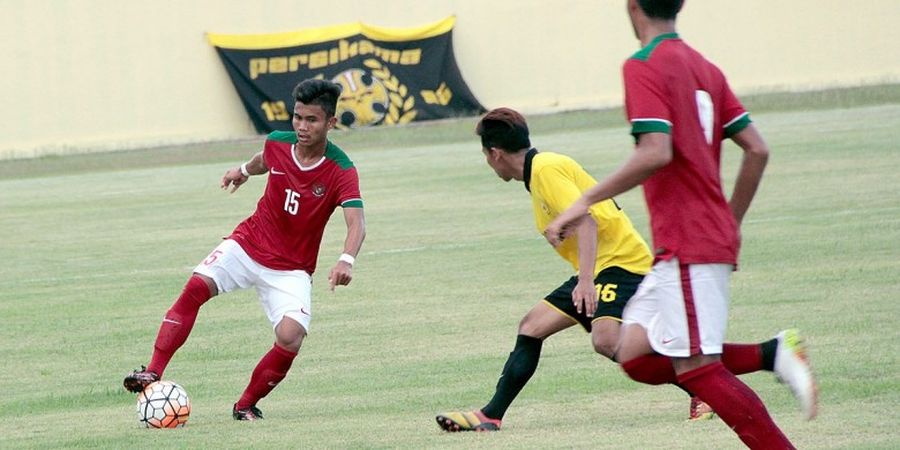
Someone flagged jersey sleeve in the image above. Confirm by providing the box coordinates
[623,59,672,136]
[336,167,363,208]
[720,79,752,138]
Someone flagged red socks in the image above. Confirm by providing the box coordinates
[621,343,764,384]
[677,362,794,449]
[236,344,298,410]
[720,343,764,375]
[621,354,675,385]
[147,275,212,376]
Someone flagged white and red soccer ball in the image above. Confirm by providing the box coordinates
[136,380,191,428]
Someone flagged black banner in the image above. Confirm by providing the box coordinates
[208,16,484,132]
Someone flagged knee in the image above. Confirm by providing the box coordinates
[517,316,539,337]
[275,320,306,352]
[275,331,304,353]
[592,337,617,360]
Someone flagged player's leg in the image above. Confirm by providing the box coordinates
[620,330,778,383]
[480,303,576,418]
[667,262,794,449]
[590,266,643,360]
[233,268,310,420]
[437,290,579,432]
[149,275,216,370]
[590,318,620,359]
[124,276,215,392]
[125,240,253,393]
[233,317,304,420]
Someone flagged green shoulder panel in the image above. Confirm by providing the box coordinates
[325,141,355,169]
[630,32,679,62]
[267,130,297,143]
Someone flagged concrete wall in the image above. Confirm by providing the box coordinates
[1,0,898,159]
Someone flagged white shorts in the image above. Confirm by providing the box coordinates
[193,239,312,331]
[622,258,732,357]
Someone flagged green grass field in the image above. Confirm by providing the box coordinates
[1,85,898,449]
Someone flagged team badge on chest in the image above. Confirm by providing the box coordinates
[312,183,327,197]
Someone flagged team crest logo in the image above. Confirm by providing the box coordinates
[541,202,551,216]
[332,59,416,129]
[312,183,326,197]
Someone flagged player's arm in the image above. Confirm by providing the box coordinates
[221,151,268,193]
[328,206,366,291]
[573,213,599,317]
[728,123,769,225]
[545,132,671,246]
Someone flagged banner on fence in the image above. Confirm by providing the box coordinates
[208,16,484,132]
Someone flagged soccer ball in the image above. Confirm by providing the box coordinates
[136,380,191,428]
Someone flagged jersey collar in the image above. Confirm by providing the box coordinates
[631,32,680,61]
[523,147,538,192]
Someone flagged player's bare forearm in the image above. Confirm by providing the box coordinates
[584,132,672,204]
[574,215,599,316]
[221,151,267,193]
[329,207,366,291]
[728,124,769,225]
[341,207,366,258]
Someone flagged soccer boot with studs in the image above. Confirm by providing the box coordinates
[123,365,160,393]
[233,403,264,421]
[773,329,818,420]
[687,396,716,421]
[436,409,501,432]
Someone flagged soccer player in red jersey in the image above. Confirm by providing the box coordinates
[546,1,817,448]
[124,79,366,421]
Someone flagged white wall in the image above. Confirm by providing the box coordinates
[1,0,897,159]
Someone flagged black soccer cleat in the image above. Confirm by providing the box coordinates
[233,403,264,421]
[123,365,160,393]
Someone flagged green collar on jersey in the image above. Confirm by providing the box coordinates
[265,131,354,170]
[630,32,680,61]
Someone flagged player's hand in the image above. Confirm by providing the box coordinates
[544,200,589,247]
[221,168,249,193]
[328,261,353,292]
[572,278,598,317]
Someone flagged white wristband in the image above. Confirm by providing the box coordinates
[338,253,355,267]
[240,162,250,177]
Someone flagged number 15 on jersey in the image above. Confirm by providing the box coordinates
[284,189,300,215]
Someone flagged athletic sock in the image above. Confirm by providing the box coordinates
[760,337,777,371]
[621,340,770,386]
[721,343,765,375]
[621,354,675,385]
[677,362,794,449]
[236,343,298,410]
[147,275,212,376]
[481,334,543,420]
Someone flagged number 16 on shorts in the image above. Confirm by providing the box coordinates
[595,283,618,302]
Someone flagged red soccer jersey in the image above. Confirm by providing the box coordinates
[229,131,363,273]
[623,33,752,265]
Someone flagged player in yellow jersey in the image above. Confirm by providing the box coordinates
[437,107,660,431]
[437,107,804,432]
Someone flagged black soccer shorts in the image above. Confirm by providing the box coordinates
[542,266,644,332]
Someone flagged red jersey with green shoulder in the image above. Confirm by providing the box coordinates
[229,131,363,273]
[623,33,752,265]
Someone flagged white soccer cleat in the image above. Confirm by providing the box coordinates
[773,329,818,420]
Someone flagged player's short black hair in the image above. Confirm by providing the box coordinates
[636,0,684,19]
[292,79,343,118]
[476,107,531,153]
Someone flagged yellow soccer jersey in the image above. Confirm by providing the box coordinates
[525,149,653,276]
